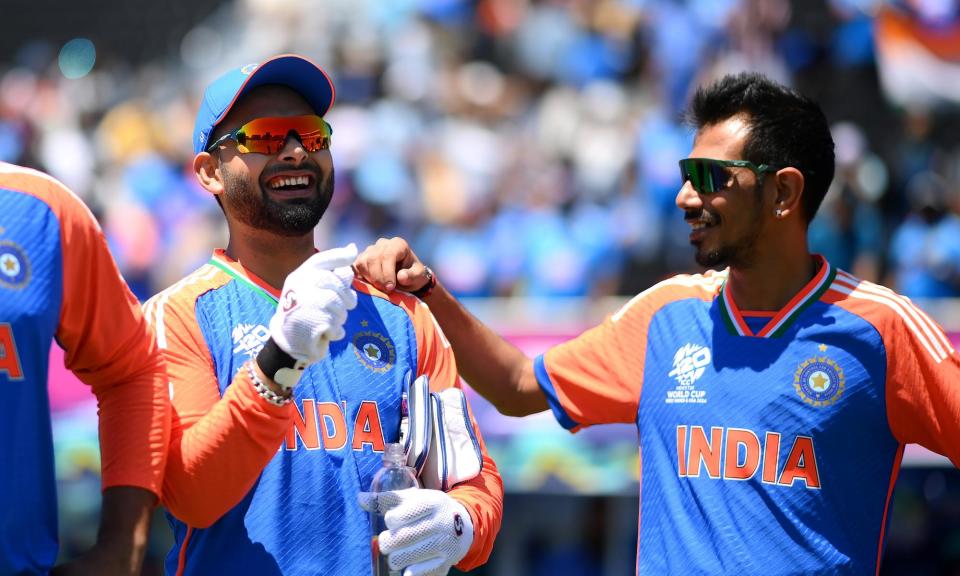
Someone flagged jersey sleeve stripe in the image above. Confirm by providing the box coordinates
[903,299,954,352]
[831,282,944,362]
[534,354,579,431]
[845,274,953,358]
[904,299,952,350]
[148,266,219,349]
[838,271,954,353]
[142,298,156,325]
[612,273,724,323]
[829,280,947,363]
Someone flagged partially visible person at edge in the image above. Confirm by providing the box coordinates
[355,72,960,575]
[0,163,170,574]
[143,54,502,576]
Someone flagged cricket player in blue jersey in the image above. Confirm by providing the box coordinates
[145,54,502,576]
[0,164,170,574]
[355,72,960,575]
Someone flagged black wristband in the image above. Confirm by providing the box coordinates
[256,338,298,379]
[410,266,436,299]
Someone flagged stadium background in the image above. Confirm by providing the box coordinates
[5,0,960,573]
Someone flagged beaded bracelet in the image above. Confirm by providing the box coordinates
[247,361,293,406]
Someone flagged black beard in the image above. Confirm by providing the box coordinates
[689,198,763,270]
[692,223,762,270]
[684,181,763,270]
[222,164,334,236]
[695,246,734,269]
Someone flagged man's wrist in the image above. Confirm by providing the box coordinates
[256,338,307,390]
[247,361,293,405]
[410,266,436,299]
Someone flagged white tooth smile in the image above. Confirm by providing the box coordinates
[270,176,310,189]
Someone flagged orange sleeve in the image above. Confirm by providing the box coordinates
[829,281,960,467]
[397,291,504,571]
[26,172,171,497]
[144,279,293,528]
[541,278,715,430]
[887,334,960,466]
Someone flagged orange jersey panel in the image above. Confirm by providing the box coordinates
[0,163,169,496]
[143,264,293,528]
[824,271,960,466]
[541,272,724,430]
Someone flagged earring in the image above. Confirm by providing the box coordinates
[775,208,783,218]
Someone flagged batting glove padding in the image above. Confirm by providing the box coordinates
[360,488,474,576]
[269,244,358,366]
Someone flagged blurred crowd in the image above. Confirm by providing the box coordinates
[5,0,960,303]
[8,1,960,572]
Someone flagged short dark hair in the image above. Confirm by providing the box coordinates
[687,73,835,223]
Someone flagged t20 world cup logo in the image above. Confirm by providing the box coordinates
[668,343,712,387]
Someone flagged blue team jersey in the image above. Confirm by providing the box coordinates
[0,164,167,574]
[536,257,960,575]
[145,250,481,576]
[0,178,65,574]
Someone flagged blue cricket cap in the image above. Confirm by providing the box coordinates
[193,54,335,155]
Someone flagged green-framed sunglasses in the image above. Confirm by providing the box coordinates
[679,158,780,195]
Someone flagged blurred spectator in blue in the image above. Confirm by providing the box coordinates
[808,122,885,282]
[889,171,960,298]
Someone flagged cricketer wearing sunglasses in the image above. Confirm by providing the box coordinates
[144,54,502,576]
[355,72,960,575]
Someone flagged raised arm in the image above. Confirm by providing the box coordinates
[148,246,359,527]
[355,237,547,416]
[144,290,294,528]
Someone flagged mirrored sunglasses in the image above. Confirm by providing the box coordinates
[678,157,778,195]
[206,114,332,154]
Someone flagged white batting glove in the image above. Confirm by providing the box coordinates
[359,488,474,576]
[269,244,358,365]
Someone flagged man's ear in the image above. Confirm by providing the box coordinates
[194,152,225,196]
[772,167,804,220]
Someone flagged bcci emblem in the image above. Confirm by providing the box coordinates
[353,330,396,373]
[794,352,845,408]
[0,241,30,290]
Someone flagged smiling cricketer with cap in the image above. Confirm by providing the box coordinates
[144,54,502,576]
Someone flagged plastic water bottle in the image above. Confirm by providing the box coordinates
[370,443,420,576]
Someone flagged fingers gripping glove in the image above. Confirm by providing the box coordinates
[363,488,474,576]
[268,244,358,366]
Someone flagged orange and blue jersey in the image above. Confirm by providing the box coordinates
[0,163,169,574]
[535,255,960,575]
[144,249,502,576]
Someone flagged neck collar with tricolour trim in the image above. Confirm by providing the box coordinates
[208,249,280,304]
[717,254,836,338]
